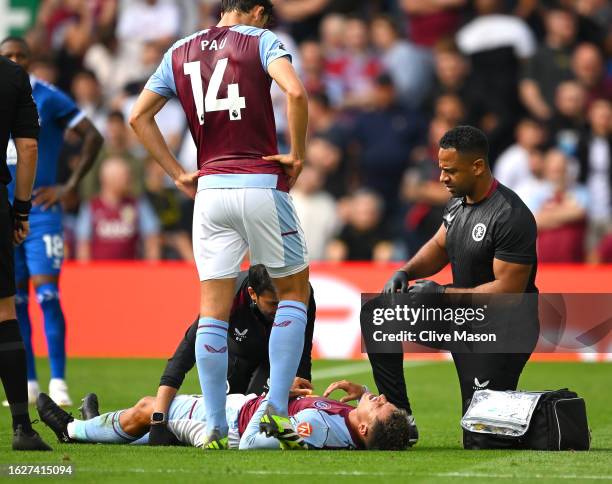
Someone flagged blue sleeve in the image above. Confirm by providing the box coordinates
[75,203,92,241]
[145,47,177,98]
[259,30,291,72]
[291,409,329,449]
[50,88,83,129]
[138,198,160,236]
[238,397,282,450]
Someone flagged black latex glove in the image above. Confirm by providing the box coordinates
[383,270,410,293]
[408,280,446,295]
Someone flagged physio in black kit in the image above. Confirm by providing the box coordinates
[378,125,539,449]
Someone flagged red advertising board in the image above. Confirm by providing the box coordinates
[24,262,612,360]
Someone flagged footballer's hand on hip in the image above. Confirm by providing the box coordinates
[384,270,410,293]
[323,380,365,403]
[175,171,199,200]
[262,154,303,188]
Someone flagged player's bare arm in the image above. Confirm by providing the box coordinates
[129,89,199,199]
[33,117,103,209]
[445,259,533,294]
[323,380,367,402]
[385,224,449,293]
[12,137,38,244]
[264,57,308,188]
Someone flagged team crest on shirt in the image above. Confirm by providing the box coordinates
[314,400,331,410]
[297,422,312,437]
[472,223,487,242]
[234,328,248,341]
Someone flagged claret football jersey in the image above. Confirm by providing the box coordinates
[145,25,292,191]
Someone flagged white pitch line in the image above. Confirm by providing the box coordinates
[73,468,612,480]
[311,360,437,380]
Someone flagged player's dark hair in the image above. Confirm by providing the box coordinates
[0,36,30,55]
[439,125,489,164]
[248,264,276,296]
[366,409,411,451]
[221,0,273,18]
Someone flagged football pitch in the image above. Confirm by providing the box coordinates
[0,358,610,483]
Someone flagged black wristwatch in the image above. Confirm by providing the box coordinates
[151,412,166,425]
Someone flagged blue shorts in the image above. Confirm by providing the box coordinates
[14,212,64,281]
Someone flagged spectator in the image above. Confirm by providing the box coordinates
[36,0,103,91]
[291,164,338,260]
[571,43,612,108]
[576,99,612,254]
[326,190,393,262]
[370,14,433,109]
[495,118,546,190]
[520,5,577,121]
[522,149,589,263]
[306,135,349,199]
[75,157,160,261]
[115,0,180,85]
[402,116,452,254]
[70,70,108,133]
[456,0,536,159]
[400,0,467,48]
[549,80,587,157]
[80,111,145,200]
[351,74,424,215]
[299,40,328,97]
[324,16,381,108]
[426,43,478,115]
[144,159,193,262]
[349,74,425,214]
[433,93,465,126]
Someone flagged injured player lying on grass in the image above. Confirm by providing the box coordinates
[36,380,411,450]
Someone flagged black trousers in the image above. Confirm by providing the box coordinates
[452,352,531,449]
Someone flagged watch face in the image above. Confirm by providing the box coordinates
[151,412,165,423]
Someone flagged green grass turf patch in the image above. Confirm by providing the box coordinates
[0,359,610,483]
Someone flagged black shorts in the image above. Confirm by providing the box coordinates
[0,185,15,298]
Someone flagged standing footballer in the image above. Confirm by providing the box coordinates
[130,0,310,449]
[379,125,539,449]
[1,37,103,407]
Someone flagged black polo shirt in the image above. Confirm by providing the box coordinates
[443,180,538,293]
[0,56,39,185]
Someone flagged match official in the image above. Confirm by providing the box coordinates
[378,125,539,449]
[0,55,51,450]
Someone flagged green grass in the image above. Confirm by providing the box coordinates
[0,359,611,483]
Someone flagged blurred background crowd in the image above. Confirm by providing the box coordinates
[4,0,612,263]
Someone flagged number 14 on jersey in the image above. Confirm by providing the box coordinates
[183,58,246,125]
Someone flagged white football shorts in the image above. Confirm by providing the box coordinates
[193,187,309,281]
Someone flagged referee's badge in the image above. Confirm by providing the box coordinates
[472,223,487,242]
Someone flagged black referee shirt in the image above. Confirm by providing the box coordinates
[443,180,538,292]
[0,56,39,185]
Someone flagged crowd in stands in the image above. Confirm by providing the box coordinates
[16,0,612,262]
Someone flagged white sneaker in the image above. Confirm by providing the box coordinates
[49,379,73,407]
[2,380,40,407]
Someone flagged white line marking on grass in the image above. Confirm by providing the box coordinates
[311,360,437,380]
[239,470,612,480]
[76,468,612,480]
